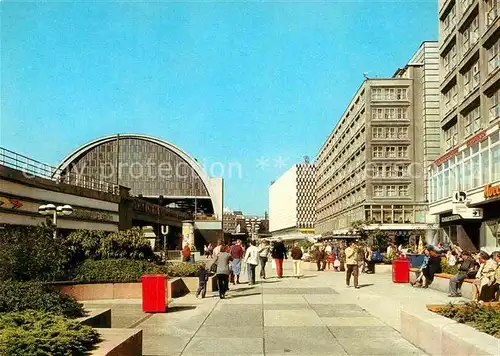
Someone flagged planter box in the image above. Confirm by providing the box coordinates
[401,305,499,356]
[374,264,392,274]
[77,308,112,328]
[426,302,500,313]
[91,328,142,356]
[53,276,217,301]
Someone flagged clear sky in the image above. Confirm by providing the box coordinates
[1,1,437,215]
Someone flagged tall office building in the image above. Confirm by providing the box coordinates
[429,0,499,251]
[269,163,316,240]
[315,42,441,242]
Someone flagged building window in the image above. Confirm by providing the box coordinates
[373,147,384,158]
[398,185,409,196]
[372,88,383,101]
[464,106,481,137]
[387,185,397,197]
[374,166,384,177]
[387,127,397,139]
[374,185,384,197]
[443,45,457,75]
[385,108,396,119]
[372,108,384,119]
[485,0,499,28]
[463,62,480,97]
[396,108,407,119]
[397,147,408,158]
[385,165,396,177]
[373,127,384,139]
[462,16,479,52]
[443,85,458,114]
[397,165,408,177]
[444,124,458,150]
[396,88,407,100]
[441,5,456,39]
[398,127,409,139]
[386,146,396,158]
[490,89,499,122]
[487,38,499,75]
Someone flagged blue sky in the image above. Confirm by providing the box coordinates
[1,1,437,215]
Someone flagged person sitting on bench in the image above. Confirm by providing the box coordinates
[448,250,478,297]
[472,251,498,302]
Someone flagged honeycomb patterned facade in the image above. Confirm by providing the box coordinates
[296,163,316,229]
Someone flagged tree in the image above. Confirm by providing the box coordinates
[350,220,389,252]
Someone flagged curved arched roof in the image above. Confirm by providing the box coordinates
[56,134,220,213]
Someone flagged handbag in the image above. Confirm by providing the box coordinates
[210,261,218,273]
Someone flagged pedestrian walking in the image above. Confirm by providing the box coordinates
[290,242,303,278]
[258,239,270,279]
[229,240,245,284]
[244,240,260,285]
[345,241,359,289]
[213,242,232,299]
[271,238,287,278]
[315,246,326,271]
[195,263,212,298]
[182,244,191,262]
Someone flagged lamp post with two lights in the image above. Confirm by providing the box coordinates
[38,204,73,239]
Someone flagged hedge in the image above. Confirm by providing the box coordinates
[0,310,99,356]
[73,259,201,283]
[0,281,84,318]
[437,302,500,338]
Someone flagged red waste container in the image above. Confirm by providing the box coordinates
[141,274,167,312]
[392,256,410,283]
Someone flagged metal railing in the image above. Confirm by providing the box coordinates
[0,147,120,195]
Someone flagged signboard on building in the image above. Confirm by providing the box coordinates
[484,184,500,199]
[451,191,482,219]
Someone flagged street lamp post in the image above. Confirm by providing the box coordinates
[38,204,73,239]
[245,218,262,241]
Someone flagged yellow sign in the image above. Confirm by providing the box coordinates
[298,229,315,234]
[484,184,500,199]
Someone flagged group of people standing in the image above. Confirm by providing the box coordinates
[205,238,290,299]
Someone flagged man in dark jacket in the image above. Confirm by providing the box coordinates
[315,246,326,271]
[271,239,287,278]
[448,251,477,297]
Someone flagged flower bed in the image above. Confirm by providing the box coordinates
[433,302,500,338]
[0,310,100,356]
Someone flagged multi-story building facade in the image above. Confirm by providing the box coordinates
[269,163,316,240]
[429,0,499,252]
[315,42,441,242]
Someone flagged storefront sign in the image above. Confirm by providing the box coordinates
[441,215,462,223]
[298,228,315,234]
[484,184,500,199]
[466,130,487,147]
[433,146,458,167]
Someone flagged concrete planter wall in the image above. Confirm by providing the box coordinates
[53,276,216,301]
[401,305,499,356]
[90,329,142,356]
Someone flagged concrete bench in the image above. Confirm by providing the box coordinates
[409,271,474,299]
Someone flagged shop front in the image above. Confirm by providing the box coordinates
[435,183,500,253]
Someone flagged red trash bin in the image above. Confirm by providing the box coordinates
[141,274,167,312]
[392,256,410,283]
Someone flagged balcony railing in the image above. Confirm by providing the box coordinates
[0,147,120,195]
[486,7,498,27]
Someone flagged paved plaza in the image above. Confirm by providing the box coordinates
[84,261,463,355]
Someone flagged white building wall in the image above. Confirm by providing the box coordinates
[269,166,298,232]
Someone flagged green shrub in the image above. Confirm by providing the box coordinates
[0,281,84,318]
[73,259,201,283]
[163,262,201,277]
[440,258,460,275]
[73,259,160,283]
[0,225,68,281]
[0,310,99,356]
[437,302,500,338]
[65,227,156,263]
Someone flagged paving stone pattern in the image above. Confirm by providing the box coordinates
[86,262,432,356]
